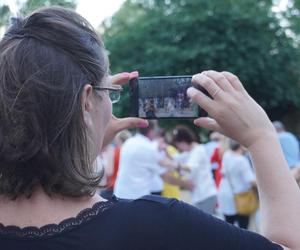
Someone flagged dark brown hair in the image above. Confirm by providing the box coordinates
[0,6,108,199]
[229,139,241,151]
[172,125,197,145]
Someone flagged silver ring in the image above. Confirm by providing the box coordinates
[212,88,221,98]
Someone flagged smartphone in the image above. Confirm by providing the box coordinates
[129,76,208,119]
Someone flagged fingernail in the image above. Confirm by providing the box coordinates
[122,72,130,78]
[187,87,195,97]
[130,71,139,78]
[138,121,148,128]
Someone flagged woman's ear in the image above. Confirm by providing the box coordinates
[81,84,94,128]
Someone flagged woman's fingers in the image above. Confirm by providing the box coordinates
[221,71,244,91]
[192,73,223,100]
[188,70,275,148]
[204,70,234,92]
[187,87,214,114]
[110,71,139,85]
[194,117,223,133]
[108,115,148,134]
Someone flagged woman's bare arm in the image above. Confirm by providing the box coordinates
[248,135,300,249]
[187,70,300,250]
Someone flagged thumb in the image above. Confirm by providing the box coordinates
[110,71,139,85]
[115,117,149,132]
[194,117,223,133]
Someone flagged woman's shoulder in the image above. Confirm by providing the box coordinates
[113,195,282,250]
[110,195,204,232]
[112,195,178,216]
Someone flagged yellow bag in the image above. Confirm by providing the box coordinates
[234,188,258,216]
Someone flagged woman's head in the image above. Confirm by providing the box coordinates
[172,125,197,152]
[229,139,242,151]
[0,6,111,199]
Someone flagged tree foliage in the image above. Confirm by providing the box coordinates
[103,0,300,122]
[284,0,300,40]
[0,0,76,29]
[0,4,10,27]
[21,0,76,16]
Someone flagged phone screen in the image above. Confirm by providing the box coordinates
[129,76,207,119]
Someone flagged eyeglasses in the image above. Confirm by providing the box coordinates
[92,85,123,104]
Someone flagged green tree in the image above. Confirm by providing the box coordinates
[0,4,10,27]
[284,0,300,42]
[21,0,76,15]
[103,0,300,123]
[0,0,76,29]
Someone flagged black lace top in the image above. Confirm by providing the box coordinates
[0,195,283,250]
[0,200,113,238]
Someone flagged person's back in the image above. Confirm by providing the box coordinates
[114,133,165,199]
[218,141,256,229]
[186,144,217,208]
[222,151,255,194]
[172,126,217,214]
[218,151,236,216]
[218,150,254,208]
[0,195,282,250]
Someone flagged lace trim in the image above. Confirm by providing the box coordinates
[0,200,114,238]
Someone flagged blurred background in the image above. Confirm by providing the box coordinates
[1,0,300,137]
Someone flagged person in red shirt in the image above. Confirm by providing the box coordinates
[101,130,132,199]
[211,137,229,188]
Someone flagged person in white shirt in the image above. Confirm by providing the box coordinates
[114,122,193,199]
[173,126,217,214]
[218,139,256,229]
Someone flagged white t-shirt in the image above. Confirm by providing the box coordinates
[218,151,256,215]
[114,134,165,199]
[186,145,217,204]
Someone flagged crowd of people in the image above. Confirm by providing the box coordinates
[138,90,196,118]
[100,120,300,230]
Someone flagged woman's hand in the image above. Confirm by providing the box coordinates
[188,71,300,250]
[102,71,148,148]
[187,70,276,148]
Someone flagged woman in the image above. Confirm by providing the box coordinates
[0,6,298,250]
[172,125,217,215]
[218,139,256,229]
